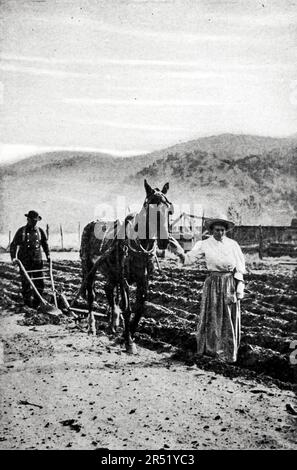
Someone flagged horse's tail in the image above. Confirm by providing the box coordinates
[79,221,96,260]
[79,221,96,299]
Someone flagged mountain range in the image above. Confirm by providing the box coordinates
[0,133,296,235]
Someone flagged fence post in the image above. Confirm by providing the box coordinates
[46,224,49,240]
[8,230,11,248]
[259,225,263,259]
[201,210,205,240]
[60,224,64,251]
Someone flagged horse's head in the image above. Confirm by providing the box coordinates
[142,179,174,249]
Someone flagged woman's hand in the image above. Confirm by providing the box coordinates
[236,281,245,300]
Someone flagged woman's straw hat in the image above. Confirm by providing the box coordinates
[204,215,235,232]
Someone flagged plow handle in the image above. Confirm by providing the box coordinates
[16,259,47,306]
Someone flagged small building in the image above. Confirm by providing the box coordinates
[229,218,297,257]
[170,213,202,251]
[231,224,297,245]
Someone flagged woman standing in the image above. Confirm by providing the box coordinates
[173,216,245,363]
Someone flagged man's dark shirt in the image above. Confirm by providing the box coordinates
[10,225,50,263]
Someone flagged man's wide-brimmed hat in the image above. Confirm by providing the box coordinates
[25,210,42,221]
[204,216,235,232]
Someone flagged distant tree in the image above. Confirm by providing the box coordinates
[227,194,262,225]
[227,203,242,225]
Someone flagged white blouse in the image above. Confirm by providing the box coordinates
[185,235,246,281]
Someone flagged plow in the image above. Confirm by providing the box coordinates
[16,258,106,323]
[16,259,62,318]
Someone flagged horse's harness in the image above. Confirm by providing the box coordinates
[86,191,171,292]
[124,219,159,280]
[124,189,173,273]
[114,191,171,284]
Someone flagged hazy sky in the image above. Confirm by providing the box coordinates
[0,0,296,162]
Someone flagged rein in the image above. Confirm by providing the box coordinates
[127,237,157,256]
[125,218,161,272]
[126,238,161,274]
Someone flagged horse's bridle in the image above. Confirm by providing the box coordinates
[144,190,174,212]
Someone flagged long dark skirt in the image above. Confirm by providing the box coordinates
[197,272,241,363]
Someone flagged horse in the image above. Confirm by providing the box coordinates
[79,179,180,354]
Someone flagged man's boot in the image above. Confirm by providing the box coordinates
[32,296,41,310]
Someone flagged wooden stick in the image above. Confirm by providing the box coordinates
[19,400,43,409]
[25,268,49,273]
[70,307,106,318]
[60,224,64,250]
[258,225,263,260]
[49,259,58,308]
[28,276,50,280]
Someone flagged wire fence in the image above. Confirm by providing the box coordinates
[0,223,82,252]
[1,222,297,258]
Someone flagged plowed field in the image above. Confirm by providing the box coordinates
[1,256,297,450]
[1,257,296,386]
